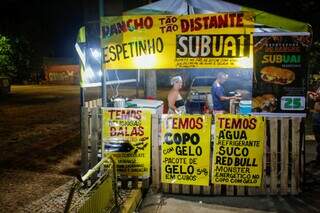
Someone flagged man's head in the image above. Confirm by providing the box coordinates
[216,72,228,84]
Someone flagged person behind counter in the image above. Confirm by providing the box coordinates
[308,86,320,162]
[167,76,186,114]
[211,72,239,114]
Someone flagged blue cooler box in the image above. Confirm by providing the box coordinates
[239,100,252,115]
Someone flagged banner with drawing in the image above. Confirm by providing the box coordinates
[253,34,311,113]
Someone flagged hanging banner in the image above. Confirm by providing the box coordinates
[212,114,265,187]
[253,33,311,114]
[102,108,151,177]
[101,13,254,69]
[161,114,211,186]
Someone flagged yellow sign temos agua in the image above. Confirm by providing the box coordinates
[212,114,265,187]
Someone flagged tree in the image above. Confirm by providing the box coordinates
[0,35,15,77]
[308,41,320,74]
[11,37,34,83]
[307,40,320,90]
[0,34,36,83]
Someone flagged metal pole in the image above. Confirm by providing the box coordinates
[80,87,85,106]
[102,71,107,106]
[136,69,140,98]
[99,0,107,107]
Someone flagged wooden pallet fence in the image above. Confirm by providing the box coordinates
[152,117,304,195]
[116,176,149,190]
[84,98,102,108]
[81,107,89,176]
[151,114,161,192]
[81,103,305,195]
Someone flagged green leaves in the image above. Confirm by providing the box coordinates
[0,34,36,82]
[0,35,15,77]
[308,41,320,74]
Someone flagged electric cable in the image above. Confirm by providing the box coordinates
[115,70,120,98]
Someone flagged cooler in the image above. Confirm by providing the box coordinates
[127,99,164,115]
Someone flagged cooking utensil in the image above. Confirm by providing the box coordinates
[114,98,126,108]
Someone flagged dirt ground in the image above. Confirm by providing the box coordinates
[0,85,87,212]
[0,84,169,212]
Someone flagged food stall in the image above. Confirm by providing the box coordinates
[78,0,311,196]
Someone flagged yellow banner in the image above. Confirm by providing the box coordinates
[102,108,151,177]
[161,114,211,186]
[101,13,254,69]
[212,114,265,186]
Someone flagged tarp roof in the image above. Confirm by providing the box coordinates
[125,0,311,33]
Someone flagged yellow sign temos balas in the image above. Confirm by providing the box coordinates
[102,108,151,177]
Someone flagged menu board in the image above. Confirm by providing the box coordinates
[253,34,311,114]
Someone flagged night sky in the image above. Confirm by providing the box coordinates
[1,0,84,58]
[1,0,319,59]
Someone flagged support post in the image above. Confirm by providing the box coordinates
[81,107,89,175]
[144,70,157,98]
[99,0,107,107]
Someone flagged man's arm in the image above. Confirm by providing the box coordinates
[219,95,237,101]
[216,88,237,101]
[315,94,320,102]
[308,91,320,101]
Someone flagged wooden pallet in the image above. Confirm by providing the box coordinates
[81,100,305,195]
[117,177,150,193]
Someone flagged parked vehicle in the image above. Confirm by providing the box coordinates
[186,76,215,114]
[0,77,10,95]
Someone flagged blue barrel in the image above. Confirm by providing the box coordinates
[239,100,252,115]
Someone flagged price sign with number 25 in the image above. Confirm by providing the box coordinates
[281,96,305,110]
